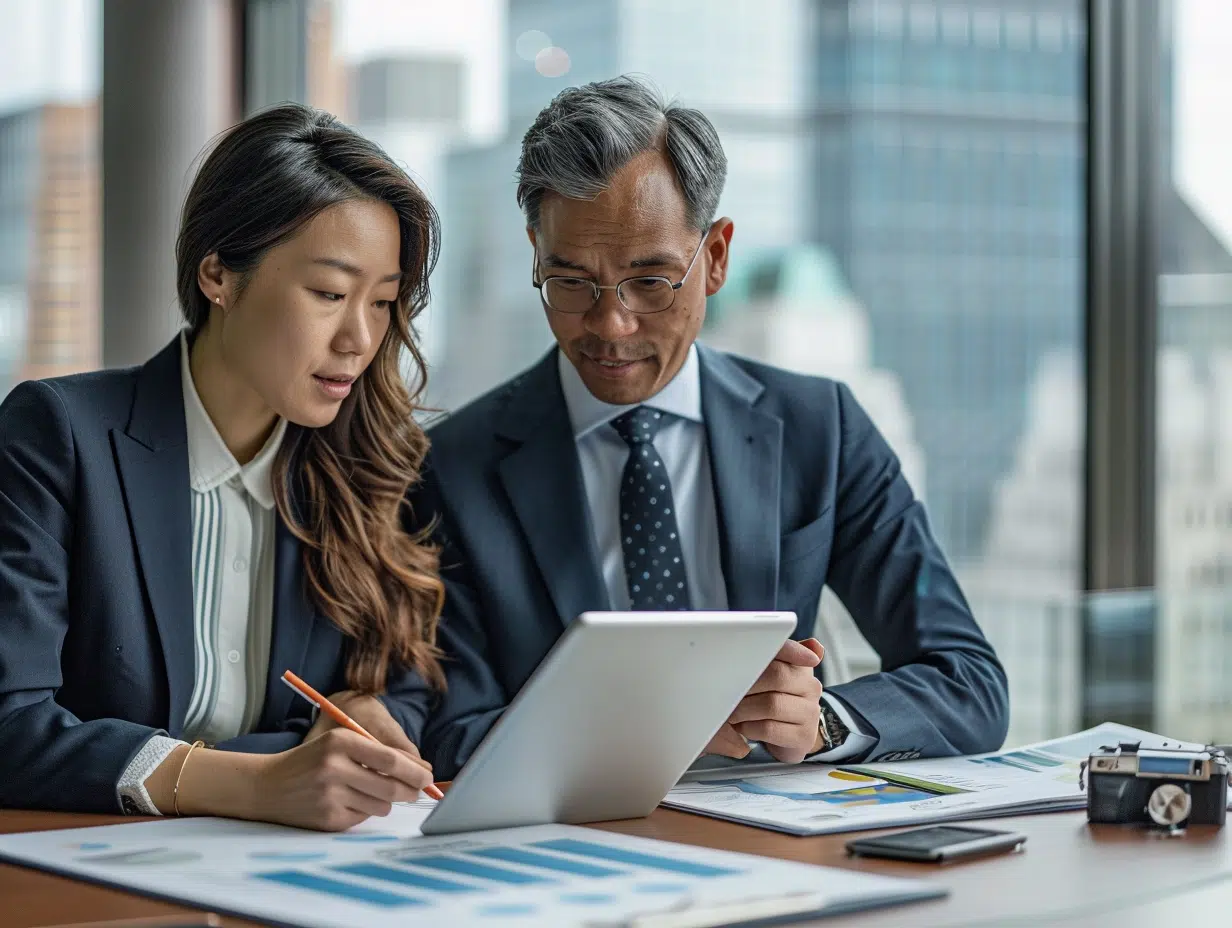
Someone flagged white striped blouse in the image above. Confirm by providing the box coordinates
[116,333,287,815]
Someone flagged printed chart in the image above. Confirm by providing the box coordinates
[665,723,1199,835]
[0,802,942,927]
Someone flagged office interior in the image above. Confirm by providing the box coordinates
[0,0,1228,922]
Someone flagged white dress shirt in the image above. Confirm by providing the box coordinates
[115,333,286,814]
[558,346,876,763]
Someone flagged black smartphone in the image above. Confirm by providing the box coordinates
[845,825,1026,863]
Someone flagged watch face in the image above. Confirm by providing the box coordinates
[821,704,849,747]
[818,717,833,750]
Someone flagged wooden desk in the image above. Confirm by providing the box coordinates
[2,808,1229,927]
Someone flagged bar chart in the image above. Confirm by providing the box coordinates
[253,835,744,915]
[0,808,944,927]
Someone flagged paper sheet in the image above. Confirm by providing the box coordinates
[0,799,942,927]
[664,723,1210,835]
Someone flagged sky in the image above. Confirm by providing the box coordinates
[1173,0,1232,252]
[0,0,98,114]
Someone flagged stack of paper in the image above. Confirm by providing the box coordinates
[664,722,1211,836]
[0,800,944,927]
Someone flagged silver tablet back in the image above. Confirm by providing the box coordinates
[421,610,796,835]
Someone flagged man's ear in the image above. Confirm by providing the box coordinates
[704,219,735,297]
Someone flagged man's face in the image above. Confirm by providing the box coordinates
[529,149,732,406]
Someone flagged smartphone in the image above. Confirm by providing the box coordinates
[845,825,1026,863]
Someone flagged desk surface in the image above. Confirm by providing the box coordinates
[1,807,1228,928]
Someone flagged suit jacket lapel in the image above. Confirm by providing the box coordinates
[698,346,783,611]
[497,350,609,626]
[111,338,196,736]
[262,490,318,726]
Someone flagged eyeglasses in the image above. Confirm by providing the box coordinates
[532,233,708,315]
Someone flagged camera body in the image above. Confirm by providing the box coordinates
[1083,741,1227,828]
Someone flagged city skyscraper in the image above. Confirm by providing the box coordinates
[352,55,466,381]
[0,103,98,393]
[811,0,1086,562]
[0,0,99,397]
[436,0,815,409]
[437,0,1086,571]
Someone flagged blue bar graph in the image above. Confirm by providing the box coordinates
[533,839,742,877]
[331,862,481,894]
[399,855,557,885]
[254,870,425,907]
[973,755,1038,772]
[467,846,625,878]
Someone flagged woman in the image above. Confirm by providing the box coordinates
[0,103,444,830]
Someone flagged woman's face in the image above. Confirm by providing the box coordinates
[212,199,403,428]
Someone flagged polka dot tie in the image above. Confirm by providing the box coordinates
[611,406,692,611]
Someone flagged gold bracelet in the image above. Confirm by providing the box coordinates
[173,740,207,817]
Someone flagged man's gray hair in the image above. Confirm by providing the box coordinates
[516,75,727,233]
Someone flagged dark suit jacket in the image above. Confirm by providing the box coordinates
[0,339,431,813]
[412,346,1009,779]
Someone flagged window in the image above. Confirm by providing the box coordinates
[326,0,1087,747]
[1156,0,1232,743]
[0,0,101,395]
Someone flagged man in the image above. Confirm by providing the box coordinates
[413,76,1008,780]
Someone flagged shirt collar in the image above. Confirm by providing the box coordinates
[179,332,287,509]
[558,343,703,441]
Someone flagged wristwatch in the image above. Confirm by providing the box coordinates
[817,700,850,752]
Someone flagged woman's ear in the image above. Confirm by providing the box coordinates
[197,253,230,310]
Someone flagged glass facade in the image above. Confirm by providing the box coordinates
[0,0,100,396]
[4,0,1217,746]
[405,0,1084,746]
[1155,0,1232,743]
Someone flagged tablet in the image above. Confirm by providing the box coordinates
[421,610,797,835]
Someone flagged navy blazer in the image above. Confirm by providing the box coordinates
[0,339,431,813]
[412,346,1009,779]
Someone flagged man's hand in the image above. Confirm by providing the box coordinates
[703,638,826,765]
[306,691,430,770]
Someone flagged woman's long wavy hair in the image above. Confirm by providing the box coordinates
[175,103,445,693]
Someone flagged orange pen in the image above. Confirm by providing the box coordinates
[281,669,445,801]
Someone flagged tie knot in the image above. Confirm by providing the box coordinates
[612,406,669,446]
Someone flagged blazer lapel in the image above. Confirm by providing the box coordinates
[698,346,783,611]
[497,350,609,626]
[111,338,196,736]
[262,497,318,725]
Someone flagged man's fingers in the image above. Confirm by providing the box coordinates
[703,722,751,759]
[765,743,811,765]
[733,718,809,750]
[773,639,822,668]
[745,662,823,698]
[799,637,826,662]
[728,692,820,727]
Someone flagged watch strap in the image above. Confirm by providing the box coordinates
[818,699,850,752]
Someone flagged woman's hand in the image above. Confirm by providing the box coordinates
[247,728,435,831]
[306,690,429,763]
[150,725,435,831]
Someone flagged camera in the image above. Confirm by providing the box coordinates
[1080,742,1227,828]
